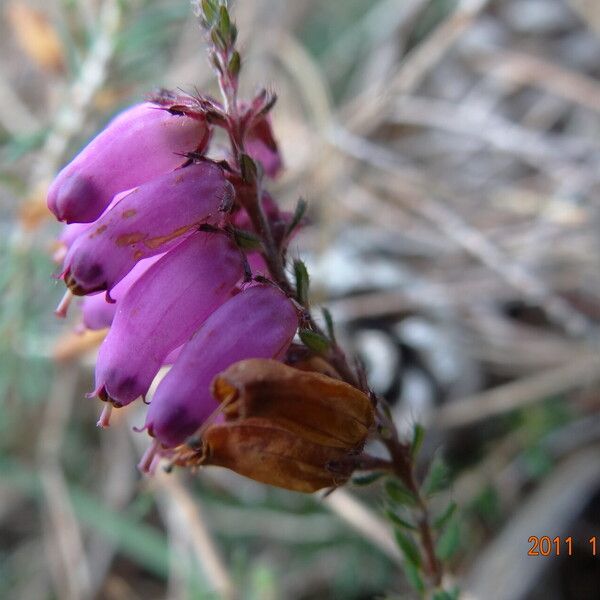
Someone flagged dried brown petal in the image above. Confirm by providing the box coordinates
[288,355,342,380]
[211,358,374,449]
[175,417,355,493]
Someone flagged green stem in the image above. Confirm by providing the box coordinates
[209,3,443,593]
[379,405,443,588]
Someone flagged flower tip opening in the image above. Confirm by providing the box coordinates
[63,269,89,296]
[51,264,68,281]
[86,383,108,401]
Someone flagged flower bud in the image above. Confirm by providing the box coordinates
[212,359,373,449]
[94,232,243,408]
[246,116,282,178]
[145,284,298,448]
[63,162,232,295]
[48,103,210,223]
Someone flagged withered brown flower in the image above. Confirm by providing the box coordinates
[287,355,342,380]
[172,359,375,492]
[176,417,357,492]
[212,359,374,449]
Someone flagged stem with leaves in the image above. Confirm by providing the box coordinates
[197,1,459,597]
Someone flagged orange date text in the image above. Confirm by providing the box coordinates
[527,536,599,557]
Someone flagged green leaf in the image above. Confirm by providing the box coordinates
[201,0,217,24]
[423,456,450,496]
[218,5,231,42]
[351,471,385,486]
[394,529,421,568]
[411,423,425,458]
[433,589,460,600]
[239,153,257,184]
[293,259,310,305]
[523,445,553,480]
[285,197,307,238]
[258,92,277,116]
[299,329,330,354]
[233,228,262,251]
[385,479,418,507]
[229,23,238,46]
[209,51,223,74]
[470,485,501,524]
[436,519,460,561]
[402,559,425,594]
[433,501,457,530]
[228,50,241,76]
[322,307,336,342]
[385,509,417,531]
[210,27,227,51]
[379,399,393,422]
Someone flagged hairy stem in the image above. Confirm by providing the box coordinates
[378,404,443,587]
[207,1,444,593]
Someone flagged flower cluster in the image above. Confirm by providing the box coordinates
[46,0,379,493]
[172,358,374,492]
[44,3,462,594]
[48,87,373,487]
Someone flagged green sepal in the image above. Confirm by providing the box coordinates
[433,501,457,530]
[218,5,231,43]
[394,529,421,568]
[423,456,450,496]
[293,259,309,305]
[403,560,425,594]
[322,307,336,343]
[239,153,258,184]
[285,197,307,238]
[228,51,241,77]
[201,0,218,24]
[436,518,460,560]
[433,589,460,600]
[229,24,238,45]
[298,329,330,354]
[385,479,418,507]
[211,27,227,51]
[232,228,262,251]
[411,423,425,458]
[385,509,417,531]
[351,471,385,486]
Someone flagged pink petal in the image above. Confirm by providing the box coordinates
[48,103,210,223]
[94,232,243,407]
[145,284,298,448]
[63,161,232,295]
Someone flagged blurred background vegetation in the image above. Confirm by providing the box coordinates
[1,0,600,598]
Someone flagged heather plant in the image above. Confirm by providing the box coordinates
[47,1,460,596]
